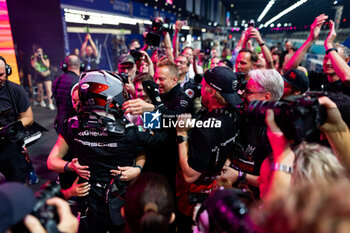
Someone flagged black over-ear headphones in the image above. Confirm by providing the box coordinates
[195,188,252,233]
[60,55,86,73]
[0,56,12,77]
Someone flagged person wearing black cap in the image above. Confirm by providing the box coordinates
[220,69,284,199]
[0,182,78,233]
[282,68,309,98]
[117,54,137,96]
[176,66,241,232]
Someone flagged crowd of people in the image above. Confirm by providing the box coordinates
[1,13,350,233]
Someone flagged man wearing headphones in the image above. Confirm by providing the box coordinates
[0,56,33,183]
[53,55,82,135]
[52,55,83,190]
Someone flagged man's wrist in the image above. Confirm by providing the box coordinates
[177,131,188,137]
[325,47,338,55]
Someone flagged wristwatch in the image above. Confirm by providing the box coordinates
[176,135,188,144]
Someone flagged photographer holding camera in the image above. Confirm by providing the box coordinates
[145,17,174,63]
[0,182,78,233]
[0,56,34,183]
[219,69,284,197]
[30,46,54,110]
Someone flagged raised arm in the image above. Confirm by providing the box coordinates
[41,56,50,69]
[318,96,350,169]
[263,110,295,203]
[163,31,174,62]
[140,50,154,76]
[172,21,182,59]
[80,34,88,58]
[248,27,274,68]
[88,34,98,58]
[283,14,328,72]
[324,20,350,84]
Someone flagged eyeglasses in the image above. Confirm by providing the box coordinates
[243,90,266,95]
[176,60,187,65]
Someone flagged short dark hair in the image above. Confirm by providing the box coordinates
[133,72,153,84]
[177,54,190,66]
[182,46,193,53]
[239,49,258,63]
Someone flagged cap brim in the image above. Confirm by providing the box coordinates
[119,61,135,65]
[282,76,293,86]
[0,182,36,230]
[221,92,243,106]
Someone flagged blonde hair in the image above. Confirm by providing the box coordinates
[293,142,345,185]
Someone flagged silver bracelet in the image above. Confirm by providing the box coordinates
[271,163,293,174]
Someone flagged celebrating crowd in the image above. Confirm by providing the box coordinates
[1,13,350,233]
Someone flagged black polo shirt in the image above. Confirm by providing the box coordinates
[188,107,241,183]
[308,70,350,96]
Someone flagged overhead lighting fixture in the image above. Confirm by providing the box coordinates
[64,8,148,26]
[263,0,308,27]
[257,0,276,22]
[258,24,264,29]
[230,3,234,8]
[213,22,218,26]
[270,23,274,27]
[201,28,206,32]
[277,23,281,27]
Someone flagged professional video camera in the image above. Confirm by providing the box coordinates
[118,72,129,85]
[144,19,170,47]
[130,49,143,62]
[0,121,25,143]
[31,182,63,232]
[12,181,63,233]
[235,72,247,92]
[245,93,327,143]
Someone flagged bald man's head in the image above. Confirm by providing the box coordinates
[66,55,81,69]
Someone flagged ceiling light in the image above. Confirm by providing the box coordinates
[257,0,276,22]
[277,23,281,27]
[263,0,308,27]
[201,28,206,32]
[230,3,234,8]
[284,23,288,26]
[213,22,218,26]
[270,23,274,27]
